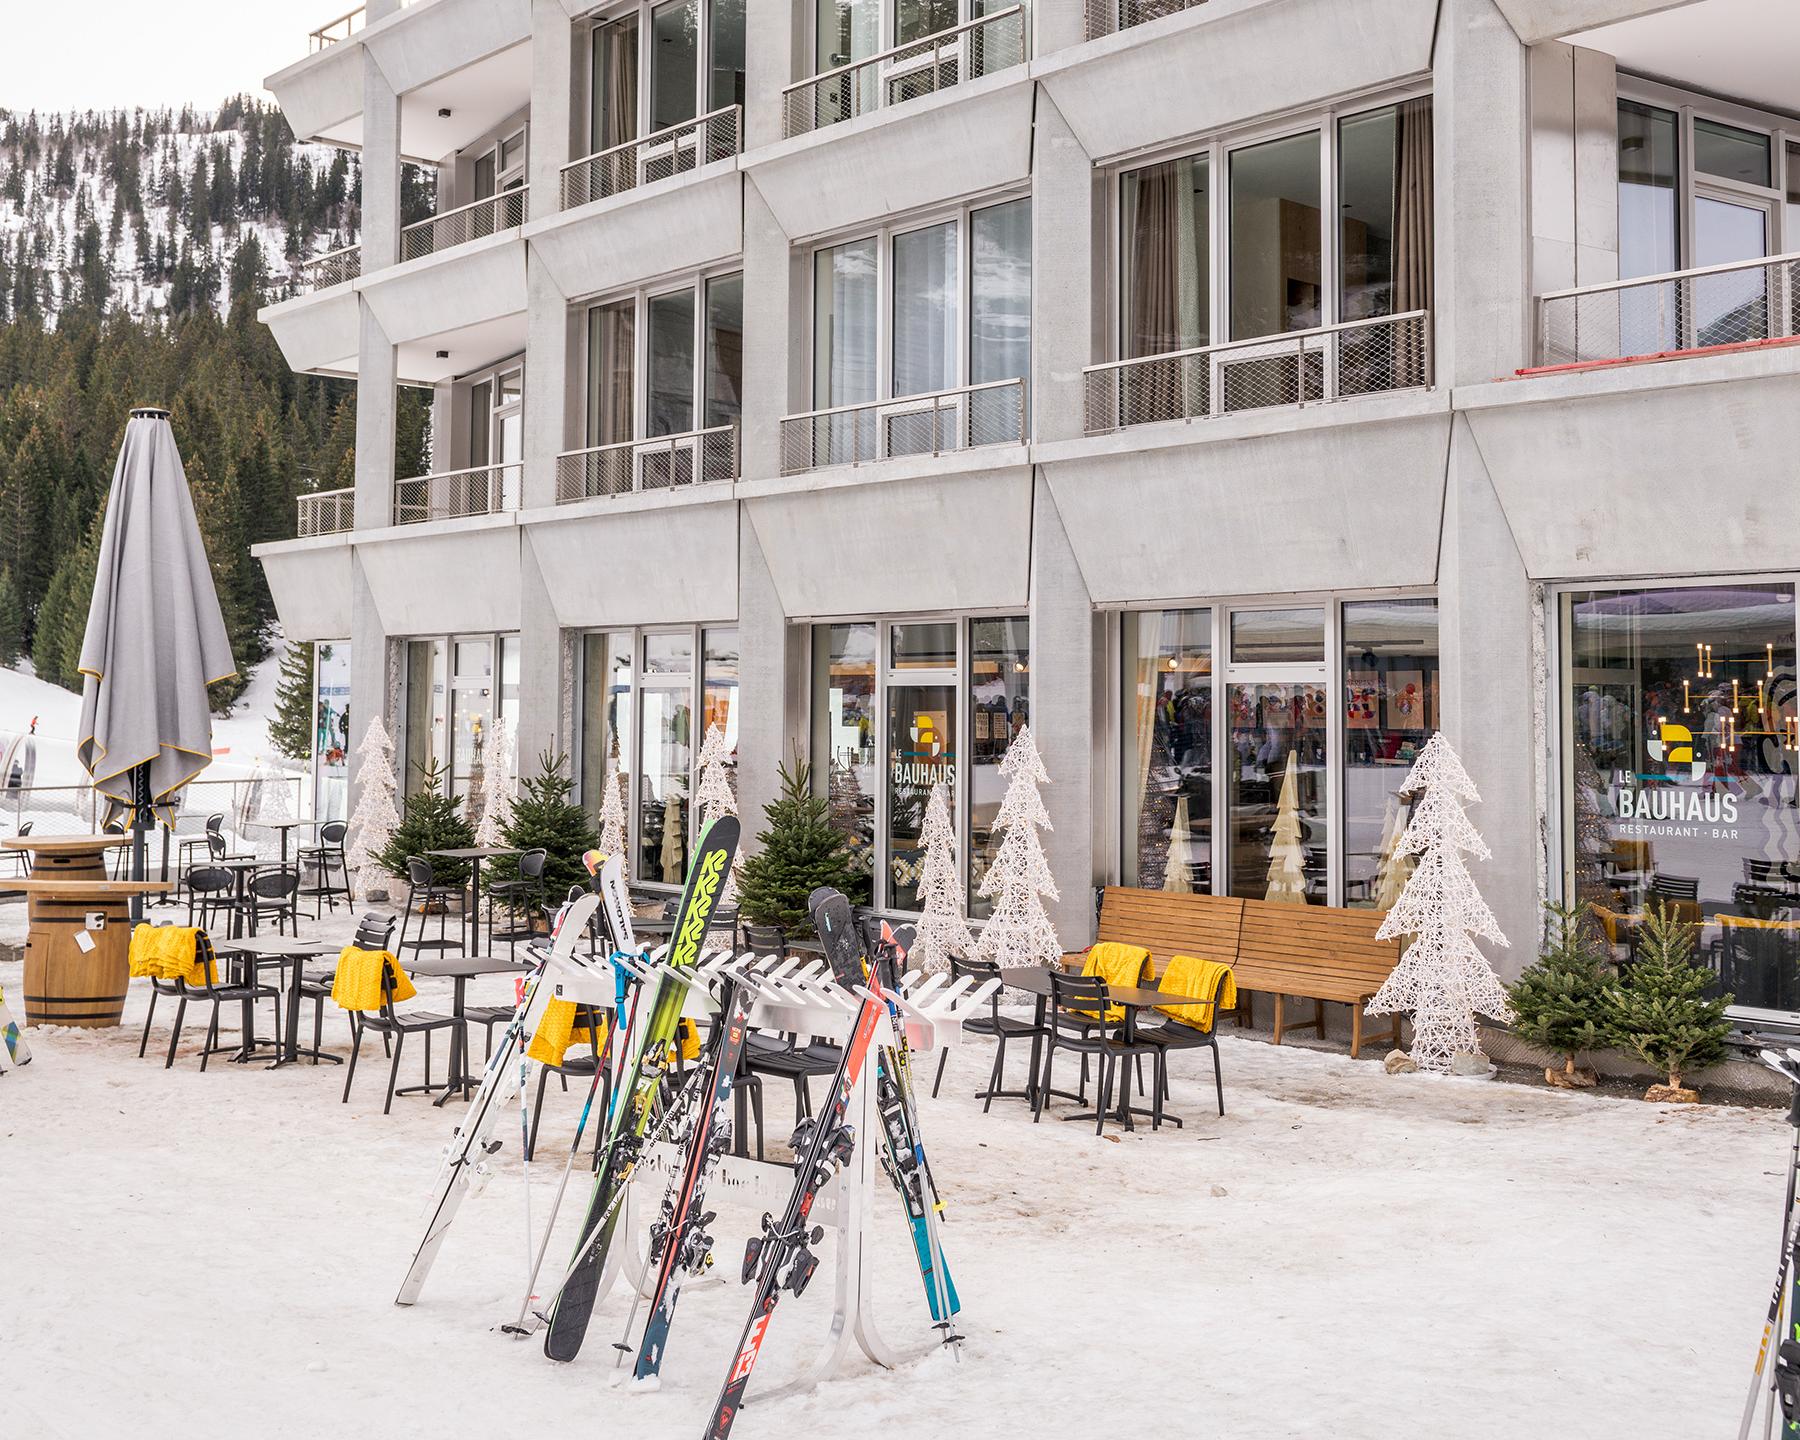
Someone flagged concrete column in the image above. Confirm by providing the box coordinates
[1029,473,1097,948]
[1031,92,1097,443]
[1433,0,1531,386]
[1437,415,1539,980]
[744,0,801,150]
[517,539,562,770]
[529,0,576,216]
[523,259,574,508]
[1034,0,1087,59]
[360,51,401,271]
[737,516,801,858]
[365,0,401,19]
[740,179,793,481]
[354,306,398,529]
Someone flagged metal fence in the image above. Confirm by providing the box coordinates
[1536,253,1800,368]
[1082,0,1207,39]
[297,487,355,537]
[780,378,1026,474]
[560,107,742,210]
[309,4,365,50]
[400,188,529,262]
[300,243,362,291]
[782,6,1027,139]
[555,425,738,502]
[1082,311,1431,435]
[393,463,522,525]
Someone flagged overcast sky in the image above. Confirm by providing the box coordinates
[5,2,298,114]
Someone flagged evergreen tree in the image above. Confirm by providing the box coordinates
[496,750,600,900]
[0,566,23,666]
[269,639,314,762]
[376,757,477,888]
[1602,902,1732,1096]
[738,756,863,936]
[1508,902,1609,1086]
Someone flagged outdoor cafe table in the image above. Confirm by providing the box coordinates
[406,952,531,1106]
[226,933,337,1066]
[998,965,1213,1132]
[247,818,317,871]
[425,846,519,955]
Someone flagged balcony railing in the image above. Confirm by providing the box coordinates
[1083,0,1207,39]
[555,425,739,502]
[1536,253,1800,369]
[1082,311,1431,435]
[309,5,365,51]
[299,243,362,292]
[560,107,741,210]
[782,6,1027,139]
[780,378,1026,474]
[393,463,522,525]
[297,487,355,537]
[400,189,528,262]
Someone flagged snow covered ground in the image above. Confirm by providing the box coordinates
[1,932,1784,1440]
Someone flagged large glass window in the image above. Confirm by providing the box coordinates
[638,633,694,882]
[648,288,697,436]
[970,198,1033,385]
[580,631,634,837]
[892,221,958,399]
[449,639,494,800]
[1617,100,1680,281]
[400,633,515,800]
[592,16,641,152]
[1338,98,1434,322]
[704,274,744,429]
[1229,130,1322,339]
[589,0,741,156]
[313,642,351,823]
[813,622,878,898]
[1227,681,1328,904]
[968,618,1029,914]
[404,639,446,796]
[587,298,635,446]
[650,0,699,132]
[1342,599,1438,909]
[1121,610,1211,892]
[813,238,879,409]
[702,628,740,792]
[1563,584,1799,1019]
[887,678,957,911]
[709,0,746,109]
[1120,154,1209,358]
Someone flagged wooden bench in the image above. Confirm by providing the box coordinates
[1092,886,1403,1059]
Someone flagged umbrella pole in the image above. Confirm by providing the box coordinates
[129,762,150,925]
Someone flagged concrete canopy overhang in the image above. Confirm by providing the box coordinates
[253,536,354,642]
[360,233,528,364]
[1036,0,1437,163]
[258,285,360,379]
[1492,0,1700,46]
[742,70,1034,242]
[1567,0,1800,116]
[528,165,744,301]
[1458,347,1800,580]
[354,515,524,635]
[1036,392,1452,603]
[264,42,364,148]
[522,491,740,627]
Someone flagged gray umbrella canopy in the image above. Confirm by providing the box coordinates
[76,409,236,830]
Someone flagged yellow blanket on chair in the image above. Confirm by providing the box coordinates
[1155,954,1236,1032]
[128,926,218,986]
[330,947,416,1011]
[529,998,608,1067]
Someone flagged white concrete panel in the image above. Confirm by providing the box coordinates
[1036,0,1437,162]
[254,539,354,642]
[359,235,529,349]
[1569,0,1796,115]
[1040,402,1452,602]
[743,463,1034,615]
[364,0,533,101]
[522,495,740,627]
[527,168,745,301]
[743,74,1034,242]
[1495,0,1699,45]
[356,520,524,635]
[258,287,360,377]
[264,44,365,144]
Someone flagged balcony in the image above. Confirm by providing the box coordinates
[555,426,738,503]
[1534,254,1800,371]
[781,6,1027,140]
[400,190,528,263]
[299,243,362,293]
[1082,312,1431,435]
[297,487,355,537]
[394,463,521,525]
[560,108,741,211]
[780,379,1026,475]
[1083,0,1207,40]
[308,5,366,52]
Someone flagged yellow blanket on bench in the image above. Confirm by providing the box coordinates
[128,926,218,986]
[1156,954,1236,1033]
[330,947,415,1011]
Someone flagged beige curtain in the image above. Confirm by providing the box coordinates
[1392,97,1434,315]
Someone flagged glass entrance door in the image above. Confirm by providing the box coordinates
[1226,682,1328,903]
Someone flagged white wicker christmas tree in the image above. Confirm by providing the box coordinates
[1366,732,1513,1073]
[1264,751,1308,903]
[344,716,401,902]
[597,747,628,876]
[911,781,975,974]
[693,722,740,902]
[975,724,1062,968]
[472,715,514,847]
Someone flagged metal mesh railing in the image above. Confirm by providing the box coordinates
[561,107,741,210]
[393,463,522,525]
[782,6,1027,139]
[1083,311,1430,434]
[0,775,307,872]
[780,378,1026,474]
[1083,0,1206,39]
[309,5,365,50]
[555,425,738,502]
[1536,253,1800,368]
[297,488,355,536]
[299,243,362,291]
[400,188,528,261]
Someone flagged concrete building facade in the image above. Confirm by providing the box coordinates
[257,0,1800,1029]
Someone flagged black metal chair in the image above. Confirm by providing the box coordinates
[396,855,463,960]
[140,926,282,1071]
[341,945,460,1114]
[1132,966,1229,1121]
[1,820,30,878]
[1033,972,1164,1136]
[297,821,350,916]
[741,923,787,958]
[931,954,1041,1110]
[486,848,548,956]
[177,813,225,895]
[184,865,235,932]
[298,912,394,1065]
[245,868,301,937]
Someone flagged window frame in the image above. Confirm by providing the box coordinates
[802,0,980,79]
[399,630,521,799]
[584,0,743,151]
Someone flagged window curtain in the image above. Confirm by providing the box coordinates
[1391,98,1433,316]
[1124,159,1205,424]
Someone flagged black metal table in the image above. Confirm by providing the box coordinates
[229,933,337,1066]
[407,952,531,1105]
[248,818,318,873]
[426,846,519,956]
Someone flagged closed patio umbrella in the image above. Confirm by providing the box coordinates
[76,408,237,916]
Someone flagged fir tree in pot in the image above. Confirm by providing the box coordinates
[1602,901,1732,1103]
[494,750,600,903]
[376,757,477,891]
[1508,902,1610,1088]
[737,756,865,936]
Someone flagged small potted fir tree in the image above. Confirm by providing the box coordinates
[1601,902,1733,1103]
[1508,902,1609,1088]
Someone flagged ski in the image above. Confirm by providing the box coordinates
[542,814,740,1363]
[395,890,604,1306]
[625,974,756,1386]
[0,983,29,1071]
[704,889,883,1440]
